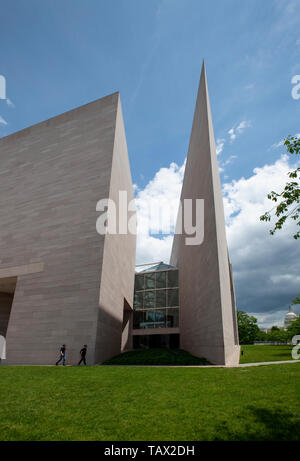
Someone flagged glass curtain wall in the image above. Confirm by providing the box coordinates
[133,269,179,329]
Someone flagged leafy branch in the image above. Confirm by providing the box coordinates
[260,135,300,239]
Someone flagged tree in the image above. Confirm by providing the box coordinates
[260,135,300,240]
[266,327,288,343]
[255,328,268,342]
[286,316,300,340]
[292,297,300,305]
[237,310,260,344]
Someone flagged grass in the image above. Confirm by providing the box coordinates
[103,345,295,366]
[0,363,300,441]
[102,348,211,365]
[240,345,294,364]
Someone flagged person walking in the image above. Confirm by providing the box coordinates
[77,344,87,366]
[56,344,66,366]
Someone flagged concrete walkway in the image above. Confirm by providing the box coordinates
[100,359,300,368]
[237,359,300,368]
[1,360,300,368]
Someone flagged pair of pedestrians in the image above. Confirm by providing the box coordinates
[55,344,87,366]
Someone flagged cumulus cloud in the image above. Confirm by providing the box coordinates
[223,154,300,326]
[135,153,300,328]
[135,161,185,265]
[228,120,251,142]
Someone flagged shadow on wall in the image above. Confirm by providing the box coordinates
[213,407,300,441]
[94,298,133,365]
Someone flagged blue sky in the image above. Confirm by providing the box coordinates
[0,0,300,326]
[1,0,299,182]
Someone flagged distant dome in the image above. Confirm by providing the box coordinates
[284,307,297,327]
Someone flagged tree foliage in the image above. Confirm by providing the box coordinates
[286,316,300,339]
[237,310,300,344]
[292,297,300,305]
[253,317,300,343]
[266,328,288,343]
[237,310,260,344]
[260,135,300,240]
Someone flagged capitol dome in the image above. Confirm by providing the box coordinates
[284,307,298,328]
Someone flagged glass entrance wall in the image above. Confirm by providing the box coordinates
[133,268,179,330]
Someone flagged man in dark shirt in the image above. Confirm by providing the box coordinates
[56,344,66,366]
[77,345,87,366]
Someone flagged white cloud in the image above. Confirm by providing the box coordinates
[251,310,287,329]
[0,115,7,126]
[224,155,237,166]
[228,120,251,142]
[271,139,284,149]
[228,127,236,141]
[6,98,15,108]
[223,154,300,326]
[135,160,185,265]
[216,138,225,156]
[218,155,237,174]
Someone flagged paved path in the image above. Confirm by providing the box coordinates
[2,360,300,368]
[101,360,300,368]
[237,359,300,368]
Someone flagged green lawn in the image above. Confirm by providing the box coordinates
[103,348,210,365]
[240,345,294,364]
[0,364,300,441]
[103,345,294,366]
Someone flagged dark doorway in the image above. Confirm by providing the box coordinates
[133,333,179,349]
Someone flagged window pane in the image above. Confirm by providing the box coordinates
[168,270,178,287]
[134,291,143,310]
[166,308,179,328]
[145,272,155,289]
[144,290,155,308]
[156,289,167,308]
[155,309,166,328]
[144,310,156,328]
[167,288,179,307]
[133,311,145,329]
[135,274,144,291]
[156,271,166,289]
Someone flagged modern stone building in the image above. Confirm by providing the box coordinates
[0,93,136,365]
[0,63,239,366]
[132,64,240,366]
[170,63,240,365]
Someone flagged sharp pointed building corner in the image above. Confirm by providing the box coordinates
[170,63,240,366]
